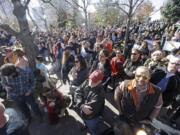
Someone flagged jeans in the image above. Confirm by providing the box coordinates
[85,117,100,135]
[14,94,42,121]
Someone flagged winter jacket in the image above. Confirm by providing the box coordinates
[120,80,162,121]
[150,69,180,106]
[74,81,105,120]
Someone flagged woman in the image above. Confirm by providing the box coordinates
[69,55,88,87]
[69,55,88,100]
[61,46,75,84]
[91,49,111,90]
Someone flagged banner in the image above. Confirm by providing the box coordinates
[162,41,180,52]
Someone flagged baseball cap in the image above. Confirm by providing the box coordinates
[89,70,104,83]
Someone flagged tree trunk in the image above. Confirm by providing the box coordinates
[11,0,37,68]
[84,10,88,32]
[20,35,38,68]
[123,17,131,57]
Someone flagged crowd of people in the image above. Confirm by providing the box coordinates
[0,20,180,135]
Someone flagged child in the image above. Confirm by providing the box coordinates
[42,88,71,124]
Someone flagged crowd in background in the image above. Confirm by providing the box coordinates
[0,20,180,135]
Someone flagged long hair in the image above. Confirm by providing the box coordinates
[99,49,110,67]
[13,49,25,58]
[75,55,87,70]
[61,50,70,65]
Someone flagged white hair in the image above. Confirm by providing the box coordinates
[135,66,151,78]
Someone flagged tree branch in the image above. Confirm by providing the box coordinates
[25,0,30,8]
[27,7,39,29]
[65,0,84,9]
[120,3,130,7]
[85,0,90,9]
[41,0,65,18]
[41,0,51,3]
[132,0,144,16]
[65,0,80,10]
[0,24,18,36]
[115,2,128,15]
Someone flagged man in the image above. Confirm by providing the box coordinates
[0,63,42,123]
[151,56,180,106]
[74,70,105,135]
[150,56,180,125]
[144,50,165,72]
[123,48,142,79]
[0,102,29,135]
[114,66,163,122]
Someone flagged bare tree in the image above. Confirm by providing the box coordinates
[41,0,63,17]
[27,7,39,29]
[0,0,9,20]
[93,0,121,26]
[65,0,90,31]
[114,0,145,55]
[41,0,68,27]
[0,0,38,68]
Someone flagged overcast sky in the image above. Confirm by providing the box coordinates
[150,0,166,20]
[30,0,167,20]
[91,0,166,20]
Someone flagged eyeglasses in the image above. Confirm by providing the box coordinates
[75,61,79,63]
[135,74,148,80]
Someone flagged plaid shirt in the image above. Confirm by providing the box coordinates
[1,68,35,99]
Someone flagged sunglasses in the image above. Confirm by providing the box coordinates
[75,60,79,63]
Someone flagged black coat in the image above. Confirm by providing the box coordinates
[74,81,105,119]
[150,69,180,106]
[61,55,75,82]
[123,59,142,79]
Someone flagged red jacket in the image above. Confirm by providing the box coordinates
[111,56,125,76]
